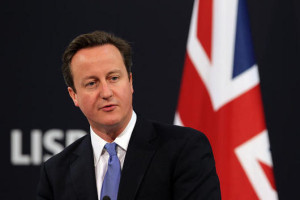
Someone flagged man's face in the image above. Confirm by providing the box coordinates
[68,44,133,133]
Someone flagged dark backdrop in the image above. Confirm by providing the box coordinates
[0,0,299,199]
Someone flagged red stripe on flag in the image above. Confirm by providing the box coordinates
[258,160,277,191]
[177,54,268,199]
[197,0,213,61]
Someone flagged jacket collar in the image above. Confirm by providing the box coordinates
[118,116,159,200]
[70,135,98,200]
[69,116,159,200]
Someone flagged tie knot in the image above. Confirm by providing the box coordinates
[104,142,117,156]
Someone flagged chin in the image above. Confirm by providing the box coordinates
[101,117,122,127]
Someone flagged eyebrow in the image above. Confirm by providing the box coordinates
[81,70,123,81]
[82,76,98,81]
[107,70,122,76]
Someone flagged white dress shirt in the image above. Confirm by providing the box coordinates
[90,111,137,199]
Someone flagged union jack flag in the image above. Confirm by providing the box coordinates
[175,0,278,199]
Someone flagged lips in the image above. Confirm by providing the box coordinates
[100,104,117,112]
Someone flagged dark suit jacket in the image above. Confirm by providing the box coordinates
[37,117,221,200]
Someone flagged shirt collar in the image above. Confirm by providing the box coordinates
[90,111,137,166]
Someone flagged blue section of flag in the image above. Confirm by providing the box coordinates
[232,0,256,78]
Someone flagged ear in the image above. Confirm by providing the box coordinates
[129,73,134,93]
[68,87,79,107]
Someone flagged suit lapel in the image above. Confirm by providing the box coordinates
[69,135,98,200]
[118,117,159,200]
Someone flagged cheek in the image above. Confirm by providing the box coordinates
[77,93,98,111]
[121,86,133,106]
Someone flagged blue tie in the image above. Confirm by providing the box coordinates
[100,143,121,200]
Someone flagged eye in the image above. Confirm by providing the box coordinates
[110,76,119,82]
[86,81,96,87]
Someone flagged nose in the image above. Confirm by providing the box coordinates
[100,82,113,100]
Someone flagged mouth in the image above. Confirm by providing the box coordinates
[100,104,117,112]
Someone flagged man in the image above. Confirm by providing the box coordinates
[37,31,221,200]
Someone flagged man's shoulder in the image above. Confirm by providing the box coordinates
[138,117,214,164]
[43,134,89,167]
[144,117,208,141]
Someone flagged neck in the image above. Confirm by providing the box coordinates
[90,111,133,142]
[91,124,124,142]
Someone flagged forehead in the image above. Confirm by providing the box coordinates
[72,44,123,65]
[70,44,126,75]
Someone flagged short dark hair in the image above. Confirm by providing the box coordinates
[62,30,132,92]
